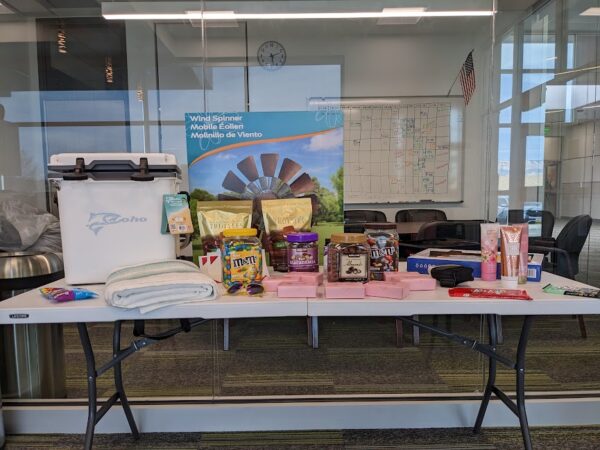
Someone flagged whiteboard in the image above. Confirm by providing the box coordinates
[310,97,464,204]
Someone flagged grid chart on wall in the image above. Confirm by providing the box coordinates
[311,97,464,204]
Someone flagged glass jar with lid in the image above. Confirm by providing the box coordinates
[327,233,370,282]
[364,223,399,280]
[221,228,262,288]
[286,232,319,272]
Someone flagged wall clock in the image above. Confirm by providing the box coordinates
[257,41,286,70]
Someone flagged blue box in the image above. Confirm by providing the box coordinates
[406,249,543,282]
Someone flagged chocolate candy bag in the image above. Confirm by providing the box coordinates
[365,223,399,281]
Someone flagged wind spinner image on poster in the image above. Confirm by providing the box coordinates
[185,110,345,250]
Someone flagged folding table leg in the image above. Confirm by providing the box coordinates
[395,319,404,347]
[223,319,230,351]
[473,314,498,433]
[113,321,139,438]
[516,316,534,450]
[412,315,420,345]
[311,316,319,349]
[77,322,141,450]
[473,315,534,450]
[77,323,97,450]
[495,315,504,345]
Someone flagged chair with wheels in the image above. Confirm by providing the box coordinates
[530,214,592,338]
[504,209,555,245]
[344,210,387,233]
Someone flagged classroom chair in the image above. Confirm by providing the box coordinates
[530,214,592,338]
[395,209,447,223]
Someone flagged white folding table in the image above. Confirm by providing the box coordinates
[0,281,306,450]
[1,273,599,450]
[308,272,600,450]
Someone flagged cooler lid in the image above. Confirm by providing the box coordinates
[48,153,181,181]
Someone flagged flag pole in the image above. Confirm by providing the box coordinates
[446,48,475,96]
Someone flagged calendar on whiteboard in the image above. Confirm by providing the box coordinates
[310,97,464,204]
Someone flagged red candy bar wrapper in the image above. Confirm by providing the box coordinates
[449,287,532,301]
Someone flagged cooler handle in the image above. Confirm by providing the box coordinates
[130,157,155,181]
[62,157,89,181]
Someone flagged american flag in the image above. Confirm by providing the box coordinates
[459,51,475,105]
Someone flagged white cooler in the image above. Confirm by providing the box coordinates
[49,153,181,284]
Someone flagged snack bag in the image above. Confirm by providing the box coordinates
[41,287,97,302]
[196,200,253,254]
[261,198,312,272]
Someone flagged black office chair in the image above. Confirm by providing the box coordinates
[416,220,483,242]
[395,209,447,223]
[505,209,555,241]
[397,220,482,259]
[344,210,387,233]
[344,210,387,223]
[530,214,592,338]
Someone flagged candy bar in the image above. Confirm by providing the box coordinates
[365,281,409,299]
[277,282,318,298]
[325,282,365,299]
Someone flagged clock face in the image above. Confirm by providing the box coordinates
[257,41,286,70]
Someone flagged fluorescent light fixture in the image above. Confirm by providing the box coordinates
[103,9,494,21]
[377,7,426,25]
[581,7,600,16]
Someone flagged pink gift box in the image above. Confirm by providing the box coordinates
[277,282,318,298]
[324,282,366,299]
[383,271,423,282]
[365,281,409,299]
[401,276,436,291]
[262,277,288,292]
[297,272,324,285]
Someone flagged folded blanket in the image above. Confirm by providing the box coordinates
[105,260,218,313]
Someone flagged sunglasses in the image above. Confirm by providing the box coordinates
[226,281,264,296]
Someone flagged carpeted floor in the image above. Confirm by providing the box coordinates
[6,426,600,449]
[47,313,600,400]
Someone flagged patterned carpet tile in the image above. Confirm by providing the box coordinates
[6,427,600,449]
[56,314,600,399]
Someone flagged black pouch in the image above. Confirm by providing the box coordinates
[430,265,474,288]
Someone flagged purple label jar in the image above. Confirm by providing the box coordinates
[286,232,319,272]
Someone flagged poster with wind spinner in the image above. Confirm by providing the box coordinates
[185,111,344,229]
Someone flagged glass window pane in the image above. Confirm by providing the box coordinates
[521,73,554,92]
[501,41,514,70]
[498,127,511,190]
[522,43,556,70]
[500,74,513,102]
[525,135,544,187]
[499,106,512,124]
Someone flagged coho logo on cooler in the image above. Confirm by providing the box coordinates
[87,212,147,235]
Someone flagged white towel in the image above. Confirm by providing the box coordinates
[105,260,218,313]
